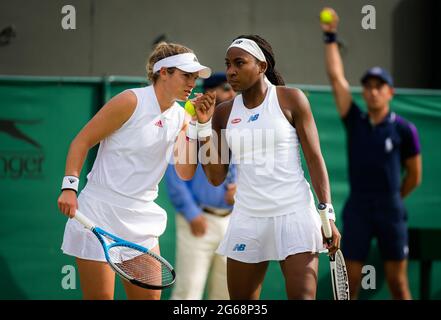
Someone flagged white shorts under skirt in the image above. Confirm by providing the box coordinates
[216,207,324,263]
[61,186,166,262]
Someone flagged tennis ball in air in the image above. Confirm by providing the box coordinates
[320,9,333,24]
[184,100,196,116]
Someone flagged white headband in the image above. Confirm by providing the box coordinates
[153,53,211,79]
[227,38,266,62]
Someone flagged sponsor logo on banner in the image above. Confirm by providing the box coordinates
[0,118,45,179]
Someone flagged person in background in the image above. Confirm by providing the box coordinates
[166,72,236,300]
[320,8,422,299]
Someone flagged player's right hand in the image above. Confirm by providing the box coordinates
[320,7,339,33]
[323,220,341,255]
[194,91,216,124]
[57,190,78,218]
[190,214,208,237]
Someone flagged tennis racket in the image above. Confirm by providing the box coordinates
[318,203,350,300]
[73,210,176,290]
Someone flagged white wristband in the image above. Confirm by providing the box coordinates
[324,203,336,221]
[61,176,79,193]
[197,119,212,139]
[186,120,197,140]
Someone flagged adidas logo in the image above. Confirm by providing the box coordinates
[154,120,163,128]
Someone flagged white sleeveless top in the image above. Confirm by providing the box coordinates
[85,85,185,205]
[225,84,315,217]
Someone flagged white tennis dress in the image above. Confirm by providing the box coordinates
[216,84,324,263]
[62,85,185,262]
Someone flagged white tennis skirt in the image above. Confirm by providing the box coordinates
[216,205,324,263]
[61,183,167,262]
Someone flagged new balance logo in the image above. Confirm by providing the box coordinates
[247,114,259,123]
[233,243,246,252]
[154,120,163,128]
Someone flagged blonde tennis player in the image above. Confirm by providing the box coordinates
[57,42,211,300]
[197,35,341,300]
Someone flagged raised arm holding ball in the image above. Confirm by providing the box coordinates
[320,7,422,300]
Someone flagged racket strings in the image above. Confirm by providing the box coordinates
[335,252,350,299]
[108,245,174,287]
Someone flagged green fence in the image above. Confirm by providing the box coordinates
[1,76,441,300]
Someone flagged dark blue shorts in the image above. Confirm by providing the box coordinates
[341,194,409,261]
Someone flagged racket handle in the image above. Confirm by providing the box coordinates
[318,203,333,240]
[74,210,95,230]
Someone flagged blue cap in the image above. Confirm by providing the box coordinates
[203,72,228,91]
[361,67,394,87]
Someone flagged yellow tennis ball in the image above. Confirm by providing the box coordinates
[320,9,333,24]
[184,100,196,116]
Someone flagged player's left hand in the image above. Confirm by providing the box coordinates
[224,183,236,205]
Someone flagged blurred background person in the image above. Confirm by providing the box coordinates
[165,72,236,300]
[320,7,422,300]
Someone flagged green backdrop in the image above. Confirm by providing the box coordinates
[1,76,440,300]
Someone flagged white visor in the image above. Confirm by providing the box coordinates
[227,38,266,62]
[153,53,212,79]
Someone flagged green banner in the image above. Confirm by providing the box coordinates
[1,76,440,299]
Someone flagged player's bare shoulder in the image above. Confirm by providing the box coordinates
[102,89,138,118]
[276,86,310,125]
[276,86,309,109]
[88,89,138,130]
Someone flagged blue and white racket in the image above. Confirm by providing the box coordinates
[318,203,350,300]
[73,210,176,290]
